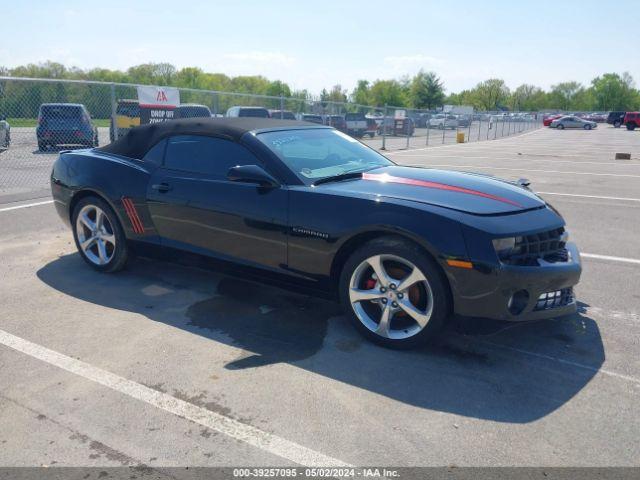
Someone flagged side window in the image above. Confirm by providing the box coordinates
[164,135,259,178]
[143,138,167,165]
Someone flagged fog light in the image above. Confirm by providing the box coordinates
[507,290,529,315]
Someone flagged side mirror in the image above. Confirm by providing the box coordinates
[227,164,279,188]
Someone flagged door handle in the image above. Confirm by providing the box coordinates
[151,183,172,193]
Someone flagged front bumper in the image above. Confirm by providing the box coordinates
[448,242,582,321]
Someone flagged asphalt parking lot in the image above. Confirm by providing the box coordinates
[0,125,639,468]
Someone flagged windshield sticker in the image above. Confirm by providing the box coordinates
[270,135,301,147]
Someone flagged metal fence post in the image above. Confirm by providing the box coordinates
[381,104,387,150]
[467,114,472,142]
[405,110,411,150]
[477,115,482,142]
[279,94,284,118]
[426,118,430,146]
[110,83,117,141]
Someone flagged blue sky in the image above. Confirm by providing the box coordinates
[2,0,638,94]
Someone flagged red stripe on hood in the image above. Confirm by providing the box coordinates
[362,172,523,208]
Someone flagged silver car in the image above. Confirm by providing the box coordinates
[550,115,597,130]
[429,114,458,129]
[0,116,10,148]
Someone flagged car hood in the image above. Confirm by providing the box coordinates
[318,166,545,215]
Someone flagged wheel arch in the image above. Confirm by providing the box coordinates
[329,228,453,307]
[68,189,126,233]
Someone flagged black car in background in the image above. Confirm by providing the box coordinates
[37,103,99,151]
[607,111,626,128]
[269,110,296,120]
[226,106,270,118]
[177,104,212,119]
[0,115,10,148]
[50,118,581,348]
[325,115,346,131]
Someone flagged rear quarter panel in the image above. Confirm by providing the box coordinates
[51,150,156,237]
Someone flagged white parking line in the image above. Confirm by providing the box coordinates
[536,192,640,203]
[0,328,351,468]
[404,164,640,178]
[582,253,640,265]
[482,341,640,385]
[0,200,53,212]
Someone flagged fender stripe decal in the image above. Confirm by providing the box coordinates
[121,197,145,234]
[362,172,523,207]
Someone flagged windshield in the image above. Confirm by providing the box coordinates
[257,128,392,185]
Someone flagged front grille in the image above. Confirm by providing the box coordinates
[504,227,567,266]
[534,288,574,311]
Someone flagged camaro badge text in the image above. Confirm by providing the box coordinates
[291,227,329,240]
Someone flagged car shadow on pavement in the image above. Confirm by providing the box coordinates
[37,253,605,424]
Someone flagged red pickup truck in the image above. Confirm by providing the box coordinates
[623,112,640,130]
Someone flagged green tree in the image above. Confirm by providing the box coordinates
[548,81,584,111]
[590,73,638,111]
[264,80,292,98]
[351,80,370,105]
[471,78,510,111]
[409,70,444,109]
[368,79,407,107]
[321,84,348,103]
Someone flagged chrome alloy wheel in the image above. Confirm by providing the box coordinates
[75,204,116,266]
[348,254,434,340]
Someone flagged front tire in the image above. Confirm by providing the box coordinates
[339,237,450,349]
[614,120,621,128]
[557,123,565,130]
[584,124,592,130]
[72,196,128,273]
[626,123,636,131]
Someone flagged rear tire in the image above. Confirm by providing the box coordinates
[72,196,129,273]
[614,120,621,128]
[339,236,450,349]
[626,123,636,131]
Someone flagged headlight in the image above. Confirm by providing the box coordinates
[492,237,517,260]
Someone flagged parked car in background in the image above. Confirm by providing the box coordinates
[177,104,212,119]
[0,116,10,148]
[269,110,296,120]
[543,114,563,127]
[365,118,377,138]
[623,112,640,130]
[456,114,471,127]
[110,99,140,141]
[550,116,597,130]
[37,103,99,150]
[325,115,346,131]
[345,112,367,137]
[607,111,626,128]
[298,114,324,124]
[429,114,458,129]
[226,106,270,118]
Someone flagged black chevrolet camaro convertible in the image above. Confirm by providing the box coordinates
[51,118,582,348]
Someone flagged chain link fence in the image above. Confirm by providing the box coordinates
[0,77,542,202]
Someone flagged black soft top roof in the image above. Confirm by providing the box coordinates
[97,117,321,159]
